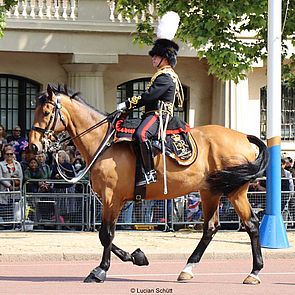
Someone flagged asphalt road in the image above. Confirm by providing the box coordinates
[0,258,294,295]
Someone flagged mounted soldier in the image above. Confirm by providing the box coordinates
[117,11,184,186]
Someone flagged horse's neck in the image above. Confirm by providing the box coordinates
[65,100,108,163]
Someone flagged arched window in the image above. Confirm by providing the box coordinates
[260,85,295,140]
[0,75,40,135]
[117,78,189,121]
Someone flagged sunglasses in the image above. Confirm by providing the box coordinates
[5,153,14,156]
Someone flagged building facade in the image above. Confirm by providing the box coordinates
[0,0,294,154]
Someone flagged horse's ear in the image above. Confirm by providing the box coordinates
[47,84,53,100]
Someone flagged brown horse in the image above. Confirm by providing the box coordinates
[29,84,268,285]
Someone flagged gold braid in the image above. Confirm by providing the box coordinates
[147,67,184,108]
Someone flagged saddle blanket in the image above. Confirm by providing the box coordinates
[114,114,197,166]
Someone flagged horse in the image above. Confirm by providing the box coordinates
[29,84,269,285]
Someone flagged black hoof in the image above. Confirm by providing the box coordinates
[131,248,149,266]
[84,267,106,283]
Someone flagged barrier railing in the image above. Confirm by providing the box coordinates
[0,177,23,230]
[0,177,294,231]
[171,194,240,231]
[92,190,169,231]
[170,178,295,231]
[22,179,89,231]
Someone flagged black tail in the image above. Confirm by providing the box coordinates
[206,135,269,195]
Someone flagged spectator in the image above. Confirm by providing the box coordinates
[19,148,36,173]
[0,146,23,204]
[23,158,47,193]
[0,124,7,161]
[51,150,77,225]
[65,145,76,164]
[36,151,51,179]
[120,201,134,230]
[51,150,75,193]
[73,157,86,176]
[281,158,294,192]
[248,179,266,192]
[6,126,28,162]
[141,200,155,223]
[186,192,202,222]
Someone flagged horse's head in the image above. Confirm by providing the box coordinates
[29,84,69,153]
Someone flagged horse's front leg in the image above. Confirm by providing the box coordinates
[111,244,149,266]
[84,221,115,283]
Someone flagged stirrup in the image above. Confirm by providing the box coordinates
[144,170,157,184]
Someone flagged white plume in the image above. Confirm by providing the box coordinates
[156,11,180,40]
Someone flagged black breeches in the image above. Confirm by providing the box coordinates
[133,114,159,143]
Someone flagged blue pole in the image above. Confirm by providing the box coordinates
[259,0,289,248]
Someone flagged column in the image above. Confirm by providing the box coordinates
[65,65,106,111]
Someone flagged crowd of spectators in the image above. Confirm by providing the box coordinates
[1,124,295,230]
[0,125,88,226]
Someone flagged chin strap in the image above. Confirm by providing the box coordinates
[157,57,164,68]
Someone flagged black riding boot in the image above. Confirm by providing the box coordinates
[139,141,157,185]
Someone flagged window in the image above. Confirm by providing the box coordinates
[0,75,40,135]
[117,78,189,120]
[260,85,295,140]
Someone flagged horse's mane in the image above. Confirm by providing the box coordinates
[36,84,107,116]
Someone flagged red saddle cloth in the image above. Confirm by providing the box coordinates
[114,114,197,165]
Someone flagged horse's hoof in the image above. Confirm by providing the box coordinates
[84,267,106,283]
[177,271,194,282]
[243,274,261,285]
[131,248,149,266]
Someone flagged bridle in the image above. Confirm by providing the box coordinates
[31,94,66,145]
[31,91,123,183]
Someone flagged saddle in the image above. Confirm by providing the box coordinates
[114,114,197,166]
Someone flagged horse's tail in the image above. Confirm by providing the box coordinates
[206,135,269,195]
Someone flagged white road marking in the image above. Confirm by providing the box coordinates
[108,272,295,277]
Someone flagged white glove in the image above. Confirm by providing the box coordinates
[117,101,127,111]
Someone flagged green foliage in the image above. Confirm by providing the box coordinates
[117,0,295,84]
[0,0,17,37]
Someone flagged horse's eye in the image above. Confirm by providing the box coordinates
[44,111,50,117]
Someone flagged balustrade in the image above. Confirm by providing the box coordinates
[4,0,78,20]
[107,0,157,23]
[2,1,156,24]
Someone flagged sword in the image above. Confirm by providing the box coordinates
[161,114,169,195]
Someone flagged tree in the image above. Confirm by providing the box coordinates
[117,0,295,85]
[0,0,17,38]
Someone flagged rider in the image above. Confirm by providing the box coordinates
[117,12,183,185]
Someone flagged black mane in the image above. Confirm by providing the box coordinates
[36,84,107,116]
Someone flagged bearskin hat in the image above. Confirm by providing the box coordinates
[149,39,179,67]
[148,11,180,67]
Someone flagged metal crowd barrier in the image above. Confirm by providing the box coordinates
[170,178,295,231]
[171,194,240,231]
[1,177,295,232]
[0,178,23,230]
[23,179,90,231]
[92,190,169,231]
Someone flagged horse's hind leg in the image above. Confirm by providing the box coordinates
[178,191,221,282]
[229,184,263,285]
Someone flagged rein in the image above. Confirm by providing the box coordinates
[55,110,122,183]
[32,91,122,183]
